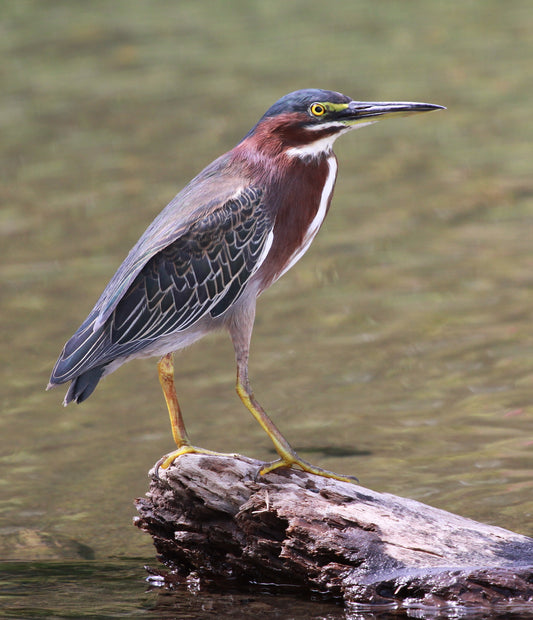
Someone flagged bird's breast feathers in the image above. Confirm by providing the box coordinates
[253,154,337,290]
[276,155,337,279]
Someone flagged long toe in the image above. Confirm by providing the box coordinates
[155,445,198,475]
[258,456,358,484]
[154,445,237,477]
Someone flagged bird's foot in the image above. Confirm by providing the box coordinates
[258,455,358,484]
[154,444,235,478]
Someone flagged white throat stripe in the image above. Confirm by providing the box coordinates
[277,156,337,279]
[286,133,343,159]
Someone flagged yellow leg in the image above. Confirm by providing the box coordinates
[158,352,189,448]
[156,352,231,471]
[236,365,358,484]
[157,348,357,483]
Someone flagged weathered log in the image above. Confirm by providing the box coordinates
[134,453,533,612]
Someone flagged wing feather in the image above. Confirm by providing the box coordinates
[111,186,270,343]
[49,186,272,385]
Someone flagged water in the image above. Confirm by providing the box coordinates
[1,560,350,619]
[1,1,532,617]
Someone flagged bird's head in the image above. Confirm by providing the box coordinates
[242,88,444,159]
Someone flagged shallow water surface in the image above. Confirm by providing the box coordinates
[1,560,353,618]
[1,1,532,617]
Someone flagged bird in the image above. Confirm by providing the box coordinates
[48,89,444,483]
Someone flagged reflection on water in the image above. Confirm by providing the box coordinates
[1,0,532,617]
[0,560,349,619]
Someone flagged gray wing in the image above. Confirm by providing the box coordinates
[92,153,239,330]
[49,186,272,385]
[111,186,271,342]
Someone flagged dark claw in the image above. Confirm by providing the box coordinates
[253,463,272,482]
[153,456,167,480]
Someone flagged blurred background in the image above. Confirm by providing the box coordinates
[1,1,532,617]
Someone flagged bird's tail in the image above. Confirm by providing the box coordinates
[61,366,106,405]
[47,313,109,404]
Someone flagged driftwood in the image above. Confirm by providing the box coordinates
[134,453,533,613]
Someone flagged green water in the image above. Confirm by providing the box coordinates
[1,1,532,617]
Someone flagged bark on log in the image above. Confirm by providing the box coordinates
[134,453,533,612]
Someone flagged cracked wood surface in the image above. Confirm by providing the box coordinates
[134,454,533,611]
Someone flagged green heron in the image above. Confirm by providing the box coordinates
[49,89,443,483]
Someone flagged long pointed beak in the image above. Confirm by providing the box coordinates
[344,100,445,125]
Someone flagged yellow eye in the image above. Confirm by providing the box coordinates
[310,103,326,117]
